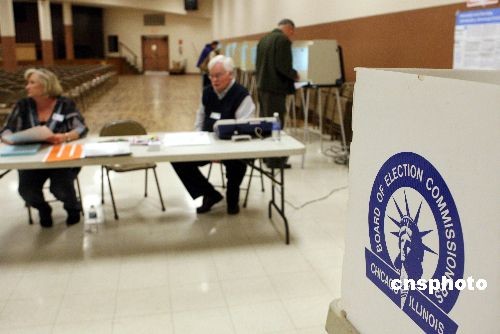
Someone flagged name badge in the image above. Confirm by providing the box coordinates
[52,114,64,122]
[210,112,221,120]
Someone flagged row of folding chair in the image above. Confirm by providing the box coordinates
[0,65,118,111]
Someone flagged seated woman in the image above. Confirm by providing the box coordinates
[0,68,88,228]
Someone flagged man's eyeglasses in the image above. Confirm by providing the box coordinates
[209,72,227,80]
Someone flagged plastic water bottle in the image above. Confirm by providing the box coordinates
[85,205,98,233]
[272,112,281,141]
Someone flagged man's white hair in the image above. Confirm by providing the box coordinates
[208,55,234,73]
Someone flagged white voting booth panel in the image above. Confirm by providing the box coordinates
[339,68,500,333]
[225,42,240,67]
[239,41,258,71]
[224,42,238,60]
[292,40,342,85]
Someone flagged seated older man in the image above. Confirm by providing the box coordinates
[172,55,255,215]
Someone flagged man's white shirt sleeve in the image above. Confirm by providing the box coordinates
[235,95,255,120]
[194,104,205,131]
[194,95,255,131]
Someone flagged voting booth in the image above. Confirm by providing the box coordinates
[224,42,239,67]
[327,68,500,333]
[223,42,238,58]
[292,40,343,85]
[239,41,258,72]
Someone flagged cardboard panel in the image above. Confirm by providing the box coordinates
[341,68,500,333]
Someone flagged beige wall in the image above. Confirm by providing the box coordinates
[60,0,212,17]
[103,7,212,73]
[212,0,463,39]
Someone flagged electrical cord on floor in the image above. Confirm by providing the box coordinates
[278,185,349,210]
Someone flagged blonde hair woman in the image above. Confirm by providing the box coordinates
[0,68,88,227]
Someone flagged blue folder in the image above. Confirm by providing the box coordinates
[0,144,41,157]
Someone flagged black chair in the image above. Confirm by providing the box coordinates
[99,120,165,220]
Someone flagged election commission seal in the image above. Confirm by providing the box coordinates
[365,152,464,333]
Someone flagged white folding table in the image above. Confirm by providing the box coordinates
[0,132,305,244]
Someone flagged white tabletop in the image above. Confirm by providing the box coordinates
[0,132,305,170]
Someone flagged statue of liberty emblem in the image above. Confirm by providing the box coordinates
[366,152,464,333]
[389,190,437,308]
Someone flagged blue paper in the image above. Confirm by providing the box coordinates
[0,144,41,156]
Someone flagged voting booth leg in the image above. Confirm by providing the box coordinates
[267,165,290,244]
[285,94,298,133]
[301,88,310,143]
[320,88,349,164]
[325,299,359,334]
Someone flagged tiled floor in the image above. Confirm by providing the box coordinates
[0,74,348,333]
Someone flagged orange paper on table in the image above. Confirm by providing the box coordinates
[44,144,83,162]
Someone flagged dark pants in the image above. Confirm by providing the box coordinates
[172,160,247,208]
[258,90,289,166]
[202,74,211,89]
[258,90,287,122]
[18,168,81,213]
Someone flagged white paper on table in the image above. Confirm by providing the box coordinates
[2,126,53,144]
[294,81,310,89]
[83,142,131,157]
[163,131,211,147]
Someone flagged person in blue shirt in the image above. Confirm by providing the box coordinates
[197,40,219,88]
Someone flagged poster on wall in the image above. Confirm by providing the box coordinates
[453,7,500,69]
[466,0,498,7]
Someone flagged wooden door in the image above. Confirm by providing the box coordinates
[142,36,169,71]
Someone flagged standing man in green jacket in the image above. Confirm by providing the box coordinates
[256,18,299,169]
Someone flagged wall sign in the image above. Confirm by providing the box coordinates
[453,8,500,69]
[466,0,498,7]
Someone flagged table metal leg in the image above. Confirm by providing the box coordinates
[249,161,290,244]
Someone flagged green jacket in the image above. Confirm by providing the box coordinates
[256,29,297,94]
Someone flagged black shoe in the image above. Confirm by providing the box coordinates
[197,191,223,214]
[227,205,240,215]
[66,209,81,226]
[39,206,53,228]
[266,162,292,169]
